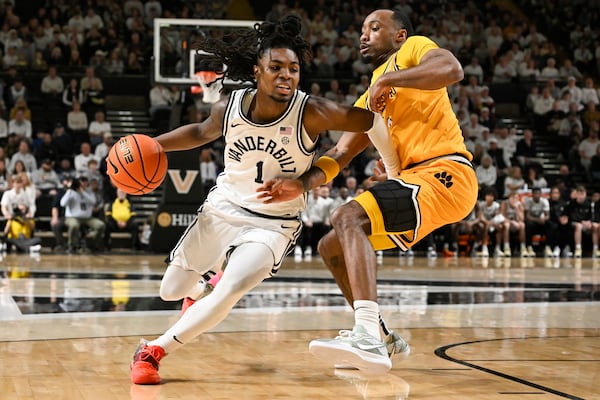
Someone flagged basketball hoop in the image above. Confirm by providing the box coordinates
[191,71,224,104]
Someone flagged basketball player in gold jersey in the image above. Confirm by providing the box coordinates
[258,8,478,374]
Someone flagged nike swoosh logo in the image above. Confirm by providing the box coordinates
[108,159,118,174]
[231,123,242,128]
[173,335,184,344]
[281,224,295,229]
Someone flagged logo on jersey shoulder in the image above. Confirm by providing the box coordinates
[434,171,453,188]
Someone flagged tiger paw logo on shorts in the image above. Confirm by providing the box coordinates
[434,171,453,188]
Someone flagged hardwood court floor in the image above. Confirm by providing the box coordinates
[0,253,598,400]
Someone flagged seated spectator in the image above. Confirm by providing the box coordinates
[583,102,600,128]
[94,132,113,161]
[515,129,538,169]
[199,148,217,193]
[492,54,516,83]
[31,158,61,197]
[88,111,111,149]
[518,57,540,81]
[474,187,503,257]
[526,165,548,189]
[525,85,540,114]
[82,77,106,121]
[581,78,599,106]
[53,124,74,161]
[57,158,76,182]
[62,78,84,108]
[104,189,139,250]
[8,139,36,173]
[524,187,551,257]
[0,175,40,253]
[104,50,125,75]
[8,109,32,139]
[562,76,583,108]
[463,57,484,84]
[60,176,105,253]
[475,154,497,192]
[40,66,65,103]
[33,131,59,164]
[74,142,98,175]
[538,57,560,82]
[9,97,32,121]
[80,66,103,93]
[504,166,526,197]
[31,50,48,71]
[559,59,583,82]
[149,84,176,118]
[83,159,103,189]
[499,192,527,257]
[578,124,600,173]
[67,101,89,147]
[7,78,28,110]
[124,51,144,74]
[561,185,596,258]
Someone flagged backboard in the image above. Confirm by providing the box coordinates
[153,18,259,87]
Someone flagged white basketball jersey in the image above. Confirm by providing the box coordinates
[215,88,316,217]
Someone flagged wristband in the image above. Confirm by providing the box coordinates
[313,156,340,183]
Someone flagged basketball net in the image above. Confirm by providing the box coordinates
[191,71,224,104]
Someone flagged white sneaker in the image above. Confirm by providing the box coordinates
[427,247,437,259]
[335,330,411,369]
[479,246,489,257]
[503,247,511,257]
[527,246,536,257]
[29,244,42,253]
[574,247,582,258]
[544,246,553,258]
[494,247,504,257]
[553,246,561,258]
[309,325,392,375]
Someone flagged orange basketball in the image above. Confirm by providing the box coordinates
[106,134,168,195]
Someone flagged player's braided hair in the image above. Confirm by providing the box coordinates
[194,15,311,84]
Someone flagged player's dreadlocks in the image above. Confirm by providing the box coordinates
[194,15,312,84]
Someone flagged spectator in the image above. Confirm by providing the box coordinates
[82,77,106,120]
[31,158,61,197]
[561,185,596,258]
[475,154,497,192]
[561,76,583,108]
[492,54,516,83]
[53,124,74,161]
[499,192,527,257]
[50,174,70,252]
[526,166,548,189]
[104,188,139,250]
[104,50,124,75]
[504,166,526,197]
[463,57,484,84]
[475,187,503,257]
[60,176,105,253]
[539,57,560,82]
[74,142,98,175]
[9,97,32,121]
[8,109,32,139]
[581,78,599,106]
[199,148,217,193]
[7,139,36,173]
[33,131,59,164]
[547,185,569,257]
[0,174,40,253]
[88,111,111,149]
[94,132,113,161]
[149,84,176,118]
[80,66,103,92]
[62,78,84,108]
[7,78,27,109]
[40,66,64,100]
[67,100,89,147]
[523,187,551,257]
[0,114,7,145]
[578,125,600,173]
[0,158,8,195]
[518,57,540,81]
[559,59,583,81]
[515,129,538,169]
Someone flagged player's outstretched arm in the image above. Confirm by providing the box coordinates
[154,100,227,152]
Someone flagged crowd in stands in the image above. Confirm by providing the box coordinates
[1,0,600,257]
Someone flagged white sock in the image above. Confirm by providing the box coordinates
[576,244,582,249]
[354,300,381,339]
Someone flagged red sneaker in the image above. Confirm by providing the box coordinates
[130,340,166,385]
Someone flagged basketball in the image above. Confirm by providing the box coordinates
[106,134,168,195]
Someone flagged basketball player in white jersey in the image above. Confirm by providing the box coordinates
[130,15,398,384]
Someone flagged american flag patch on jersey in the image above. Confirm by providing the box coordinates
[279,126,293,135]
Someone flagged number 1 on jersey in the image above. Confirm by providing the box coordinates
[255,161,264,183]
